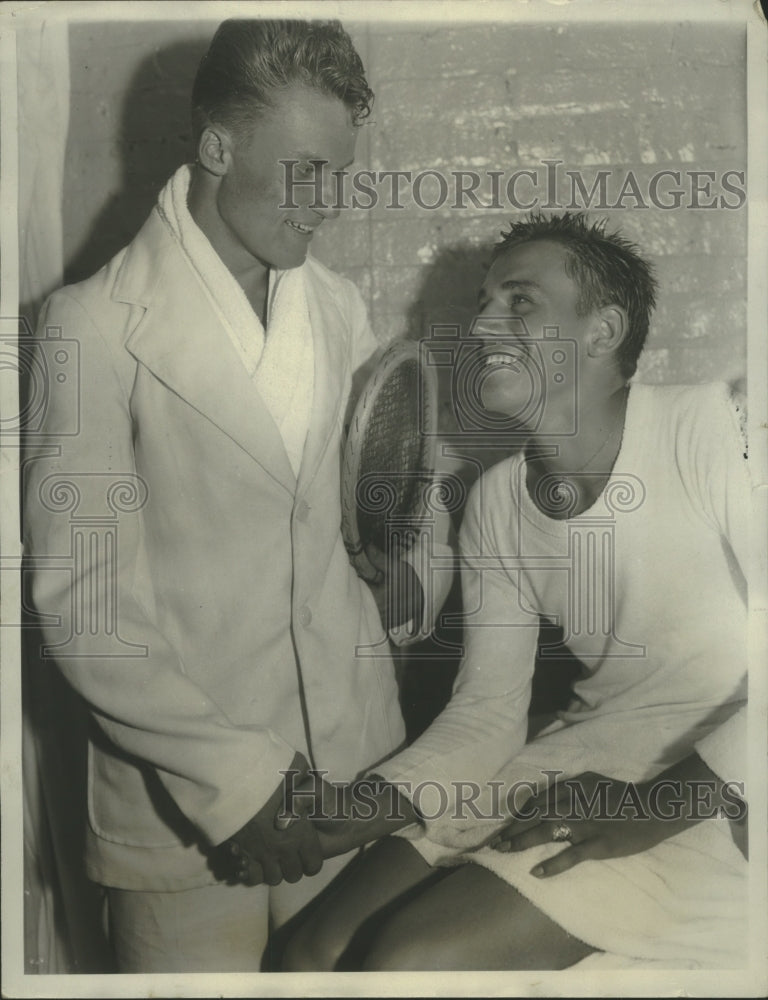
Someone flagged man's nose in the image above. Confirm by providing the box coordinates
[313,169,342,221]
[470,310,528,342]
[314,202,340,221]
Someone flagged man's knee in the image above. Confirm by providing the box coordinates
[281,916,345,972]
[361,909,443,971]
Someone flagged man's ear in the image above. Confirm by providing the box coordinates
[587,305,627,360]
[196,125,234,177]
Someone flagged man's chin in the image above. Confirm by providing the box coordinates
[256,246,309,272]
[274,253,308,271]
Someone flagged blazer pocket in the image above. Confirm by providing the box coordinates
[87,741,191,849]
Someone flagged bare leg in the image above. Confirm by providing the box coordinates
[281,837,444,971]
[363,862,596,971]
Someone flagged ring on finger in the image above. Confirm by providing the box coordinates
[551,823,574,843]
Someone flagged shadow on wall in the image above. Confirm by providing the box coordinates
[403,240,491,344]
[64,35,210,285]
[403,239,524,488]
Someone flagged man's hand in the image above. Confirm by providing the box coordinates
[212,751,324,887]
[489,756,747,879]
[292,773,419,859]
[365,544,424,632]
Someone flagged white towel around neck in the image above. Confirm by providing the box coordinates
[156,164,314,478]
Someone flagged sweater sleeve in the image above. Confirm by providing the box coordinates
[683,384,751,789]
[694,705,748,791]
[375,470,539,816]
[682,382,753,579]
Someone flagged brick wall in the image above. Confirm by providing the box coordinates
[64,17,747,387]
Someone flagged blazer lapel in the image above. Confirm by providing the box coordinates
[298,263,351,491]
[116,211,297,496]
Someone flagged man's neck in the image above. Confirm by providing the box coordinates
[187,166,270,322]
[524,381,630,519]
[527,381,629,476]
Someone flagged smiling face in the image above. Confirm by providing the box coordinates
[472,239,599,425]
[205,83,358,278]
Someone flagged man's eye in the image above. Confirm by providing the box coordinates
[510,294,530,306]
[295,161,325,178]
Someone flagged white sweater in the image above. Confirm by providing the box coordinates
[379,382,750,829]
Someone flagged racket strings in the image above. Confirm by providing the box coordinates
[356,360,431,550]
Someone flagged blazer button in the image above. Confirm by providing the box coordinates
[298,605,312,627]
[295,501,310,523]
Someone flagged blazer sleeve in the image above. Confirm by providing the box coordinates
[23,290,297,847]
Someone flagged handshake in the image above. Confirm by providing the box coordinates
[211,752,416,887]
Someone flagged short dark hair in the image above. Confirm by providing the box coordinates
[191,19,373,139]
[493,212,658,380]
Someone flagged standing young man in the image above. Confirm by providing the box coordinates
[23,19,443,972]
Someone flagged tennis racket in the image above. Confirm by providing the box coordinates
[341,339,438,584]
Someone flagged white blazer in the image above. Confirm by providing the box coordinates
[24,209,406,890]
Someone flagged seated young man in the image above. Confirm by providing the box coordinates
[281,212,750,971]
